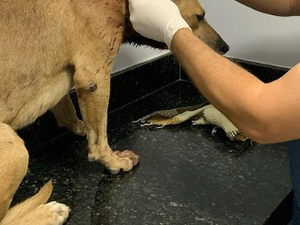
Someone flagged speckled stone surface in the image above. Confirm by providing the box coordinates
[13,79,291,225]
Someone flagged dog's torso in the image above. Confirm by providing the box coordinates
[0,0,127,130]
[0,0,73,129]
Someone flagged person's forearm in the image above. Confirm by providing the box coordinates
[171,29,269,142]
[234,0,300,16]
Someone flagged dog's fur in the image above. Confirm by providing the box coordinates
[0,0,228,224]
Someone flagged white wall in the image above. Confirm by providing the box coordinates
[113,0,300,72]
[200,0,300,68]
[112,44,169,73]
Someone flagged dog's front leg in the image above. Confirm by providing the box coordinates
[74,62,139,174]
[51,94,87,136]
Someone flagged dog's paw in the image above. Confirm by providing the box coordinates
[45,201,70,225]
[36,201,70,225]
[70,119,87,136]
[89,150,139,174]
[9,201,70,225]
[114,150,139,167]
[58,119,87,136]
[110,150,139,174]
[34,201,70,225]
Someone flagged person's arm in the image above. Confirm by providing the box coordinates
[171,28,300,144]
[128,0,300,143]
[234,0,300,16]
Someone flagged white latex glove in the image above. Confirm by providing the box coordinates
[129,0,191,49]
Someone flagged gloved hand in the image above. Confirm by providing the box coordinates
[128,0,191,49]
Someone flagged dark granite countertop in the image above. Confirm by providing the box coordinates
[13,77,291,225]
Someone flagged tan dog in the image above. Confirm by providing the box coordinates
[0,0,229,224]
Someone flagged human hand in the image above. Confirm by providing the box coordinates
[128,0,191,49]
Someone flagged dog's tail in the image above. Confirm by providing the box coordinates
[1,180,53,224]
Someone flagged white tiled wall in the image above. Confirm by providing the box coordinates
[112,0,300,73]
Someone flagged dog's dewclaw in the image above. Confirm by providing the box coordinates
[192,105,240,141]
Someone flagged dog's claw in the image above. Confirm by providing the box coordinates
[71,119,87,136]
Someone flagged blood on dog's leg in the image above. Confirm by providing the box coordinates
[51,94,87,136]
[0,123,28,222]
[74,62,139,174]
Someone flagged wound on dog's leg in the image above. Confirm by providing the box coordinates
[86,83,97,92]
[77,83,98,98]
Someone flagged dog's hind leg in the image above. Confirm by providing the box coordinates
[0,181,53,224]
[0,123,29,222]
[51,94,87,136]
[0,123,70,225]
